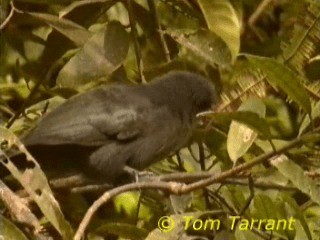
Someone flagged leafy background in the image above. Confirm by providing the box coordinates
[0,0,320,239]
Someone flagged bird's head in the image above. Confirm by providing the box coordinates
[150,71,217,118]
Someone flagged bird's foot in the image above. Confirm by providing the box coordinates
[123,166,155,182]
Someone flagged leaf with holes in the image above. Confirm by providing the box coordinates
[0,127,73,239]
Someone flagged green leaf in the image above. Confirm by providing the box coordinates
[165,29,232,66]
[145,214,193,240]
[215,231,236,240]
[271,155,320,205]
[212,111,271,139]
[299,101,320,135]
[280,194,312,240]
[198,0,241,61]
[227,98,266,162]
[246,55,311,113]
[264,98,295,138]
[0,215,29,240]
[95,223,148,240]
[252,194,278,219]
[170,194,192,213]
[113,192,140,217]
[9,96,66,135]
[57,21,129,88]
[16,0,69,4]
[235,228,264,240]
[220,185,247,212]
[59,0,116,18]
[26,12,91,46]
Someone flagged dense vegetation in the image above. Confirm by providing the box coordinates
[0,0,320,239]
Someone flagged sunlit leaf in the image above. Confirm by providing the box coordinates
[227,98,266,162]
[0,215,29,240]
[198,0,241,61]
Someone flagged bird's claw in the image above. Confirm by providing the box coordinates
[123,166,155,182]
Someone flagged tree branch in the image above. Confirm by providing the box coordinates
[74,127,319,240]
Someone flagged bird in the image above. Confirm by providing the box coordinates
[6,71,217,183]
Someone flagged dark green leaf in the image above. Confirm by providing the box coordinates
[57,21,129,88]
[26,12,91,46]
[247,55,311,113]
[59,0,116,18]
[271,155,320,205]
[235,228,264,240]
[16,0,70,4]
[211,111,271,138]
[95,223,148,240]
[252,194,278,219]
[165,29,232,66]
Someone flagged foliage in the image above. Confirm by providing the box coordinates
[1,0,320,239]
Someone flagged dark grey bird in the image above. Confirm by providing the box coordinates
[8,71,216,183]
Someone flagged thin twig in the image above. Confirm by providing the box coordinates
[208,191,237,214]
[223,179,297,191]
[70,184,112,193]
[248,0,273,41]
[49,174,98,189]
[6,66,47,128]
[198,142,210,208]
[74,127,320,240]
[147,0,170,62]
[175,151,184,171]
[0,2,15,30]
[0,179,42,232]
[0,1,23,30]
[248,0,273,26]
[74,181,181,240]
[180,130,318,193]
[238,175,254,216]
[126,0,146,83]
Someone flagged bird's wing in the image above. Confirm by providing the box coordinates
[22,85,146,146]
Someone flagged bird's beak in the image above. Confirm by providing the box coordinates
[196,110,215,118]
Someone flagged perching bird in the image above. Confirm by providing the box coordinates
[10,71,217,183]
